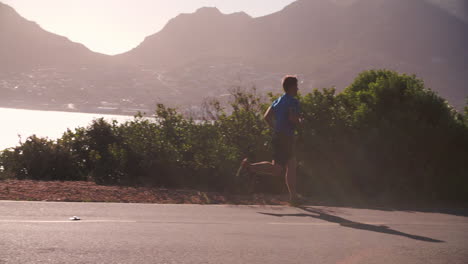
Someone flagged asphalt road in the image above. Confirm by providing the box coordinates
[0,201,467,264]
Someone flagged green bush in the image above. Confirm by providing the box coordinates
[0,135,86,181]
[340,70,468,202]
[1,70,466,204]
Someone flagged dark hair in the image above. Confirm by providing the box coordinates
[282,75,298,92]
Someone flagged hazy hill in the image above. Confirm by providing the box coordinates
[118,0,467,107]
[427,0,468,23]
[0,2,108,73]
[120,7,253,68]
[1,0,467,112]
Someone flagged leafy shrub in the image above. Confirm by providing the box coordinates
[0,135,86,181]
[340,70,468,202]
[1,70,467,204]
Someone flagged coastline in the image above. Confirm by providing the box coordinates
[0,105,145,117]
[0,107,136,151]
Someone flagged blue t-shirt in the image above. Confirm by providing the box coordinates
[271,94,300,136]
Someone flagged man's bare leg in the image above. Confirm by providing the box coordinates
[285,157,298,201]
[248,160,283,177]
[238,157,283,177]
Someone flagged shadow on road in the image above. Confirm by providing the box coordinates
[259,206,444,243]
[373,208,468,218]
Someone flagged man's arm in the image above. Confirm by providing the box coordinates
[264,106,274,129]
[288,101,301,126]
[288,108,301,126]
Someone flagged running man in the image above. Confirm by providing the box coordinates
[237,75,302,204]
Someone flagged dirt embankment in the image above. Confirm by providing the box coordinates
[0,180,291,205]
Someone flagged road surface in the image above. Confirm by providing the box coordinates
[0,201,467,263]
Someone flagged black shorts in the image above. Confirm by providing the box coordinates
[272,133,295,167]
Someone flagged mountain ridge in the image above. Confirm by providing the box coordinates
[0,2,109,73]
[0,0,466,113]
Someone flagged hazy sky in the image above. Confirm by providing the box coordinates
[3,0,296,55]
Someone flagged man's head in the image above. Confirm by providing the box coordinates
[282,75,299,96]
